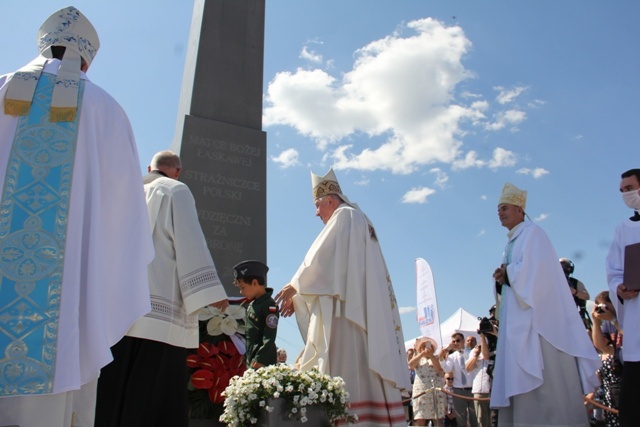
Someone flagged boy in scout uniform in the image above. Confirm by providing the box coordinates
[233,260,279,369]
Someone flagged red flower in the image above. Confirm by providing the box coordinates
[186,354,202,368]
[208,384,225,404]
[207,371,231,404]
[218,341,238,356]
[197,342,219,358]
[229,353,244,370]
[199,358,215,371]
[191,369,215,389]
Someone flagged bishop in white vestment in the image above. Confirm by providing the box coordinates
[276,169,411,426]
[491,183,599,427]
[0,7,153,426]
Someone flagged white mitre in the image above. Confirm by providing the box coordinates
[310,168,382,237]
[310,168,354,206]
[4,6,100,122]
[498,182,527,210]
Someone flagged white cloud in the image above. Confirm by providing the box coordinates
[528,99,546,108]
[451,151,484,170]
[264,18,535,175]
[430,168,449,189]
[495,85,528,105]
[354,177,370,186]
[477,229,486,237]
[480,195,488,200]
[271,148,300,168]
[485,109,527,131]
[517,167,549,179]
[534,212,549,222]
[452,147,517,170]
[488,147,517,169]
[300,46,323,64]
[399,306,416,315]
[401,186,436,204]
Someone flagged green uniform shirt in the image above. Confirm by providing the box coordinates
[245,288,279,367]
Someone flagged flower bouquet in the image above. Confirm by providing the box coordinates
[220,363,357,426]
[187,301,247,419]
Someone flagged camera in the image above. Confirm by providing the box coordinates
[595,304,607,314]
[477,316,494,334]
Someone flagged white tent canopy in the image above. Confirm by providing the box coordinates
[405,307,481,353]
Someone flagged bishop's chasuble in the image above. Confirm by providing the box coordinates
[291,203,411,426]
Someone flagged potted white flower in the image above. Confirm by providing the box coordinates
[220,363,357,426]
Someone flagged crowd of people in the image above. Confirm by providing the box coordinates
[1,5,639,427]
[401,176,640,427]
[404,286,626,427]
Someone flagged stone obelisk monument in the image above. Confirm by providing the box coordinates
[172,0,266,296]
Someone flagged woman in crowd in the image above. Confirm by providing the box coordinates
[409,337,446,426]
[591,291,622,427]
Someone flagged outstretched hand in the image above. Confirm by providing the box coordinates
[280,299,295,317]
[275,284,298,317]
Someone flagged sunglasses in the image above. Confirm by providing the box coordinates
[445,378,453,381]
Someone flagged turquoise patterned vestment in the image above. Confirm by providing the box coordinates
[0,72,83,395]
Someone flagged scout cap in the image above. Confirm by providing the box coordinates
[233,260,269,281]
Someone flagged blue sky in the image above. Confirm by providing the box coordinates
[3,1,640,360]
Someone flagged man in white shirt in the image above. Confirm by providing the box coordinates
[605,168,640,427]
[440,332,478,427]
[466,333,493,427]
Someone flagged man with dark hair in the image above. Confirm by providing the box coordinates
[0,7,154,426]
[440,332,477,427]
[606,168,640,427]
[491,183,599,426]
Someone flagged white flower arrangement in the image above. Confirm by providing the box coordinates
[198,305,246,336]
[220,363,357,426]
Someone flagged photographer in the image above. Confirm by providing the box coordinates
[466,318,497,427]
[560,258,592,331]
[590,291,622,427]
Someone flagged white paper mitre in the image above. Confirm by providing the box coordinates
[498,182,527,210]
[4,6,99,121]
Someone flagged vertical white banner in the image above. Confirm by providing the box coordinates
[416,258,442,350]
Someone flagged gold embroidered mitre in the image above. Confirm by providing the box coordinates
[498,182,527,210]
[311,168,344,199]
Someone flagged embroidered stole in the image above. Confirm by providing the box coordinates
[0,72,83,395]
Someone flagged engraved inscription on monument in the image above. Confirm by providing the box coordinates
[178,115,266,293]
